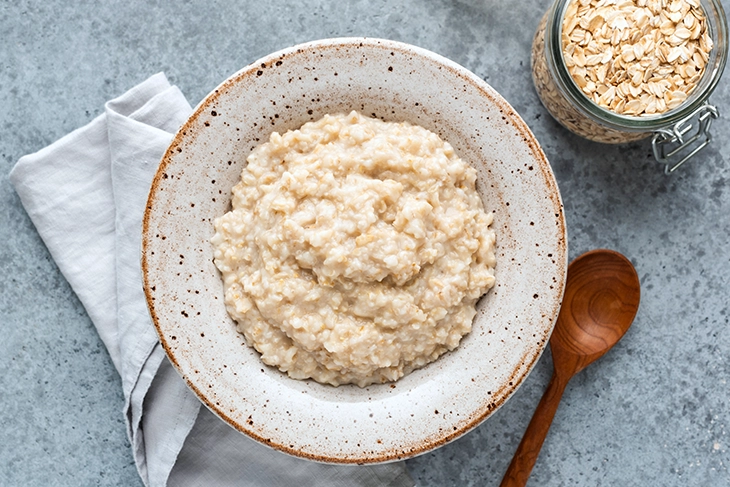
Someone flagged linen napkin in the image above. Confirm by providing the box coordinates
[9,73,413,487]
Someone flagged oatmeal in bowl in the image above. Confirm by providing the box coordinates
[142,38,566,463]
[212,111,497,387]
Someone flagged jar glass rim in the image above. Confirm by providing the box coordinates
[545,0,729,132]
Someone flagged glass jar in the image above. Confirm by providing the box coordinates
[532,0,728,172]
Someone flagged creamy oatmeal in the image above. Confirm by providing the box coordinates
[211,111,496,387]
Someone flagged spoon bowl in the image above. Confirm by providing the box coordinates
[551,249,641,376]
[500,249,640,487]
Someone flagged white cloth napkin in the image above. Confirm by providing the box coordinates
[9,73,413,487]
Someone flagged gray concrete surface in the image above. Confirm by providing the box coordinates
[2,0,728,485]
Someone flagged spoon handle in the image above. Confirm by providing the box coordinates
[499,371,568,487]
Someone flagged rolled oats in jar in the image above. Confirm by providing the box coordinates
[532,0,728,171]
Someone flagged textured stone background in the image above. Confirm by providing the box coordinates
[2,0,728,485]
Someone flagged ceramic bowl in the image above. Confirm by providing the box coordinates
[142,37,567,464]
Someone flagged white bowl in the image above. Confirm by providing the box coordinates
[142,37,567,464]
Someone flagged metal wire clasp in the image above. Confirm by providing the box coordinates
[651,103,719,174]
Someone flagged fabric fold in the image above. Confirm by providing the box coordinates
[105,75,202,486]
[10,113,122,373]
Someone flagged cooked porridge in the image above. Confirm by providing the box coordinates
[211,111,496,387]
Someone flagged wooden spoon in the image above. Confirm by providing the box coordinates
[500,249,641,487]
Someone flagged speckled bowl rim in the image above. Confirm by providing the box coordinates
[142,37,567,464]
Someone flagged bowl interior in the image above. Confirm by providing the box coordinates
[142,37,567,463]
